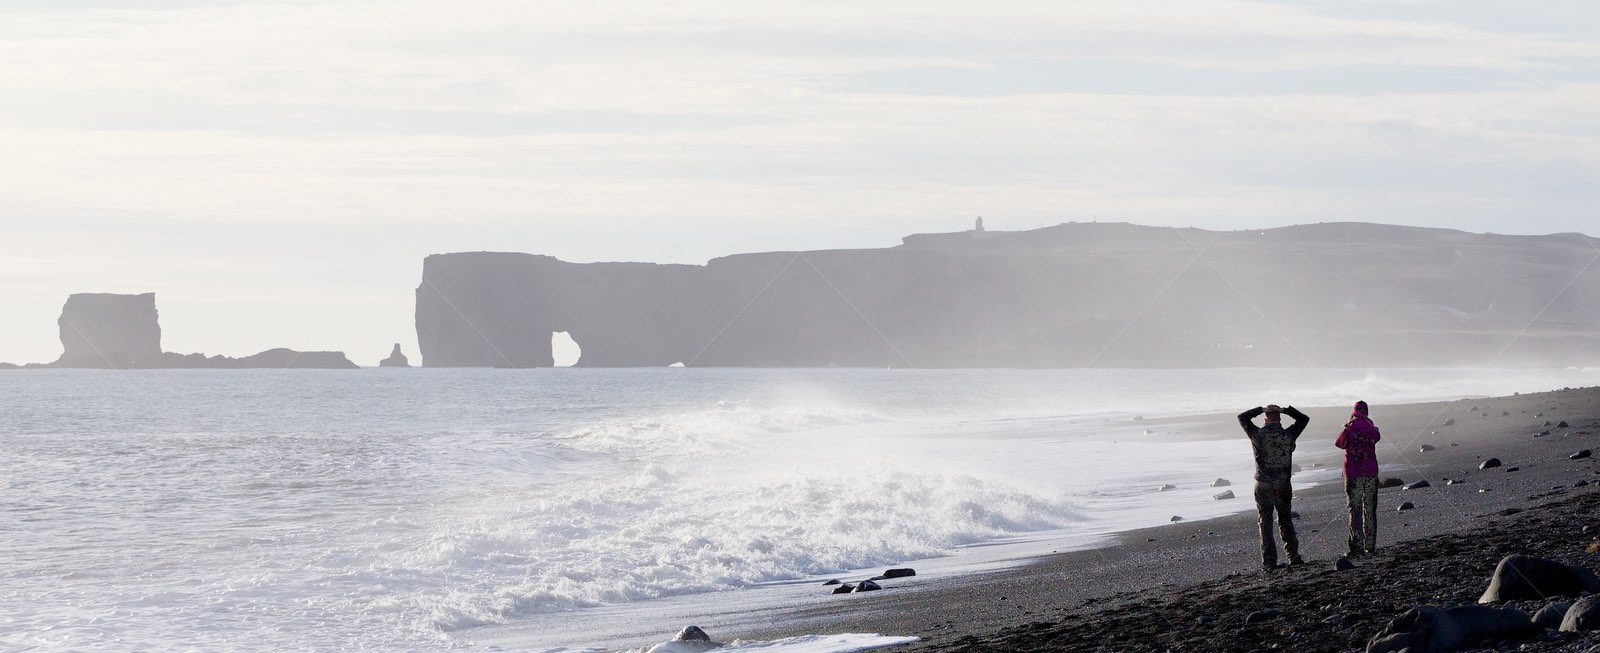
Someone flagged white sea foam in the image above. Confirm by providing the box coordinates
[530,633,919,653]
[2,367,1594,651]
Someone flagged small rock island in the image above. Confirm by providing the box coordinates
[18,292,360,369]
[378,343,411,368]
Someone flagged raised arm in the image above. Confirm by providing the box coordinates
[1238,406,1264,437]
[1282,406,1309,439]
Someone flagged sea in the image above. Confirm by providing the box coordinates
[4,367,1596,652]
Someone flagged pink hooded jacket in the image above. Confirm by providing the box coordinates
[1335,400,1381,478]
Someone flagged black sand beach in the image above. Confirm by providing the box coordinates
[747,386,1600,652]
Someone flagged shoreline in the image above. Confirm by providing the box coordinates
[482,385,1600,651]
[744,386,1600,651]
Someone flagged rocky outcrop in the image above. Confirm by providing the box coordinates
[54,292,163,368]
[1479,555,1600,602]
[379,343,410,368]
[415,222,1600,367]
[1534,602,1571,629]
[1560,595,1600,632]
[1367,605,1538,653]
[42,293,357,369]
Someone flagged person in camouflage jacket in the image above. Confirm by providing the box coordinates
[1238,404,1309,570]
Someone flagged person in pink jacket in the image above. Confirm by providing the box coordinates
[1335,400,1381,556]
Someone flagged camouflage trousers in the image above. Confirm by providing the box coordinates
[1345,476,1379,554]
[1254,476,1299,566]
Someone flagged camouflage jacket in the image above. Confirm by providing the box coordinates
[1238,406,1309,481]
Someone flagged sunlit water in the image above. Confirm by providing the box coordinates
[3,367,1595,651]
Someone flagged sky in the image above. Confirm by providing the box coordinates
[2,0,1597,365]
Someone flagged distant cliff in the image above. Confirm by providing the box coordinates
[415,222,1600,368]
[42,293,358,369]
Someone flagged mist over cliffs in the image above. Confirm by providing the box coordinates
[415,222,1600,369]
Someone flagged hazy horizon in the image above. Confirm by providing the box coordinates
[4,1,1599,364]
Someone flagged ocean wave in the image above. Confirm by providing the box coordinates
[394,469,1080,632]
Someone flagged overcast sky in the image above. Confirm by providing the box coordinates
[2,0,1597,365]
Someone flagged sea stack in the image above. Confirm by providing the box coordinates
[55,292,163,368]
[379,343,411,368]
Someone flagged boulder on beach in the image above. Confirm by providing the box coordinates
[1405,480,1431,490]
[1170,515,1183,522]
[1245,608,1280,624]
[1336,557,1356,571]
[831,583,855,594]
[1559,421,1570,428]
[1156,484,1177,492]
[1561,595,1600,632]
[1572,449,1592,460]
[1480,458,1502,470]
[1398,502,1415,511]
[1211,478,1231,487]
[1533,602,1571,629]
[673,626,713,642]
[645,625,723,653]
[1214,490,1235,500]
[1379,478,1405,488]
[880,568,915,579]
[852,579,882,593]
[1366,605,1538,653]
[1419,444,1437,452]
[1479,555,1600,603]
[821,579,840,586]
